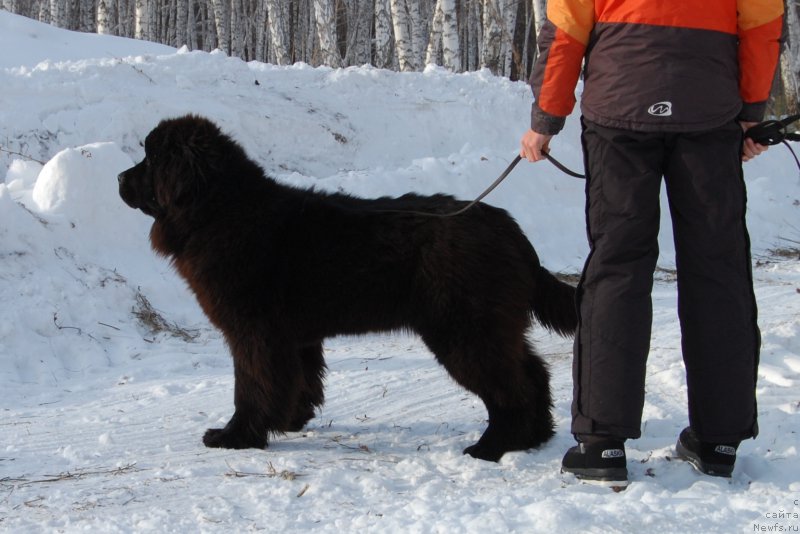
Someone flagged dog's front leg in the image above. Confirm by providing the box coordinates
[203,341,299,449]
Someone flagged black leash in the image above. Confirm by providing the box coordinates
[437,154,523,216]
[542,115,800,178]
[540,115,800,181]
[370,114,800,220]
[374,151,584,218]
[544,150,586,178]
[374,155,521,218]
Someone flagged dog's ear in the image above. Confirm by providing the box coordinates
[179,117,225,176]
[149,116,222,208]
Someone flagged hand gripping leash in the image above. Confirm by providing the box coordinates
[745,114,800,172]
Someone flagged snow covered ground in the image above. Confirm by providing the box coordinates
[1,11,799,533]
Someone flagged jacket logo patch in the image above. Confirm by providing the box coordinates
[647,101,673,117]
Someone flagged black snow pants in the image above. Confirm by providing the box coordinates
[571,118,760,443]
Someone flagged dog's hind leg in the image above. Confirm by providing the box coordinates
[285,342,327,432]
[462,341,555,462]
[423,328,554,462]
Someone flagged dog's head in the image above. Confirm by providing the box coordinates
[118,115,240,218]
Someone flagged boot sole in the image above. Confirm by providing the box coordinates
[561,466,629,486]
[676,440,734,478]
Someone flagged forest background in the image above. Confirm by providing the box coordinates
[2,0,800,114]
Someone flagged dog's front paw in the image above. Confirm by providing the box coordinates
[203,426,267,449]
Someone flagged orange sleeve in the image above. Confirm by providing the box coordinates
[538,29,588,116]
[536,0,595,117]
[737,0,784,104]
[548,0,595,45]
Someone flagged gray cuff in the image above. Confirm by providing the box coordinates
[738,101,768,123]
[531,103,567,135]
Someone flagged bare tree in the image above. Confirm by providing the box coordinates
[343,0,372,66]
[230,0,246,58]
[481,0,502,74]
[390,0,415,70]
[210,0,231,52]
[37,0,52,24]
[174,0,189,47]
[407,0,427,70]
[313,0,340,66]
[425,0,443,66]
[96,0,111,34]
[500,0,518,77]
[134,0,147,39]
[441,0,459,71]
[265,0,290,64]
[781,0,800,115]
[532,0,545,39]
[426,0,458,71]
[374,0,393,68]
[50,0,66,28]
[464,0,480,71]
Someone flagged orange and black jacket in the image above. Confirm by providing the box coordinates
[529,0,784,134]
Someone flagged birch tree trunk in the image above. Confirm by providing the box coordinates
[441,0,459,71]
[174,0,188,46]
[265,0,291,64]
[425,0,444,67]
[344,0,372,66]
[210,0,231,53]
[81,0,95,32]
[188,0,199,49]
[466,0,480,71]
[481,0,503,74]
[781,0,800,115]
[300,0,317,63]
[134,0,147,39]
[230,0,246,58]
[390,0,415,71]
[500,0,518,77]
[313,0,340,66]
[374,0,393,68]
[38,0,51,24]
[117,0,130,37]
[97,0,111,34]
[255,0,268,61]
[425,0,459,71]
[50,0,66,28]
[407,0,426,70]
[64,0,75,29]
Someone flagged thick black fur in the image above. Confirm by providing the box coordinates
[118,114,577,462]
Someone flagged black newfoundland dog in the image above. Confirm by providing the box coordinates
[118,115,577,462]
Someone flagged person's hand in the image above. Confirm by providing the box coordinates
[740,121,769,162]
[520,129,553,162]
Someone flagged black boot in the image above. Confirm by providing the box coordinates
[675,427,739,478]
[561,437,628,485]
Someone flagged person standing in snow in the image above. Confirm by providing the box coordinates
[520,1,784,485]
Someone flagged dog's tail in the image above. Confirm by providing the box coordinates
[531,267,578,337]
